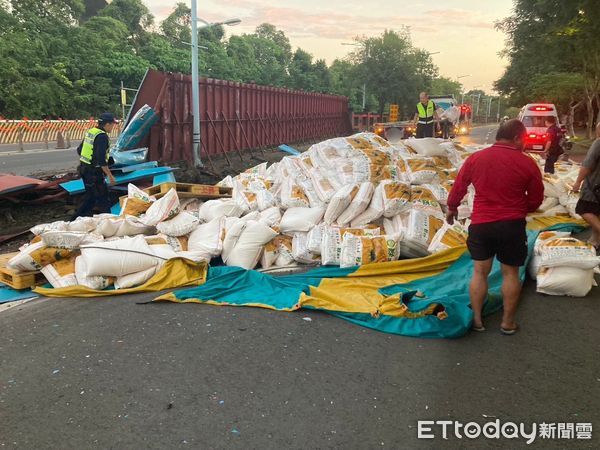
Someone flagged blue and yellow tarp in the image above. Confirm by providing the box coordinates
[156,217,587,339]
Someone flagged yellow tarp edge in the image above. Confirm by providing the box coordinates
[33,258,207,298]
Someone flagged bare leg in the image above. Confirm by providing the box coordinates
[500,264,522,330]
[582,213,600,246]
[470,259,493,328]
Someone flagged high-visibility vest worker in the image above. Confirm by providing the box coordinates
[416,100,435,124]
[80,127,110,165]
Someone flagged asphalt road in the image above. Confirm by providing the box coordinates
[1,124,599,449]
[0,147,77,176]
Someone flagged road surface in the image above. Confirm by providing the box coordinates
[0,147,77,176]
[1,124,598,449]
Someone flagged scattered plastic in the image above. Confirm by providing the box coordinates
[302,317,312,322]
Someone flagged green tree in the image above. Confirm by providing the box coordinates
[99,0,153,37]
[352,29,435,117]
[430,77,462,99]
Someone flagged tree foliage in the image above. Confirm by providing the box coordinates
[496,0,600,136]
[0,1,441,119]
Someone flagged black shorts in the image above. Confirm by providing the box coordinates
[575,199,600,216]
[467,219,528,267]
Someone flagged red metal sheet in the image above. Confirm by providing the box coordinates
[0,174,45,196]
[128,69,352,164]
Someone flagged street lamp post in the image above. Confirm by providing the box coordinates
[456,74,470,104]
[190,0,240,167]
[342,42,370,111]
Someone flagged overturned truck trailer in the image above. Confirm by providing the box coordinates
[126,69,352,166]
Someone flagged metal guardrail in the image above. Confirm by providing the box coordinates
[0,120,122,148]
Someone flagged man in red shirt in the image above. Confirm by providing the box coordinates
[446,120,544,335]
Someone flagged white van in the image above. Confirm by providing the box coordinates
[517,103,559,151]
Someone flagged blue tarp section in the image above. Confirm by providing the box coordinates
[60,167,175,195]
[0,284,38,304]
[112,105,159,153]
[278,144,301,156]
[164,223,586,339]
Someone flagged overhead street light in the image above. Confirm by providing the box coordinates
[190,1,241,168]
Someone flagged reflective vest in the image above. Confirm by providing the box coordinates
[80,127,109,165]
[417,101,435,124]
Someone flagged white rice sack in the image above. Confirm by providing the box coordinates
[543,174,568,198]
[95,217,123,238]
[309,169,337,203]
[540,205,570,217]
[411,186,444,217]
[340,233,400,268]
[67,217,98,232]
[114,265,159,290]
[324,183,358,225]
[280,177,310,209]
[259,207,282,227]
[80,235,160,277]
[307,224,326,254]
[280,207,325,234]
[292,232,321,264]
[336,182,374,226]
[405,138,446,157]
[297,176,324,208]
[256,189,277,211]
[217,175,234,188]
[222,219,247,263]
[244,161,268,177]
[7,242,45,272]
[115,217,155,237]
[533,231,572,255]
[321,227,380,266]
[140,188,180,226]
[558,192,580,218]
[383,215,404,235]
[538,197,560,212]
[424,181,454,206]
[260,238,279,269]
[225,220,278,270]
[127,183,155,203]
[75,256,113,290]
[41,231,103,249]
[156,211,199,237]
[275,235,295,267]
[351,182,384,227]
[30,221,69,236]
[380,180,411,217]
[199,199,245,222]
[187,217,226,258]
[539,237,600,269]
[403,210,444,258]
[427,223,468,254]
[402,157,438,185]
[537,266,597,297]
[40,256,78,288]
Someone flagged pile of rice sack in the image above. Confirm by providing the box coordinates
[529,231,600,297]
[6,132,591,293]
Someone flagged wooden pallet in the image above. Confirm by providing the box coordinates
[0,252,46,290]
[120,183,232,207]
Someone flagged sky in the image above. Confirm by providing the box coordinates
[145,0,515,92]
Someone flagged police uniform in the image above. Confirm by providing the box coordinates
[72,124,112,219]
[416,100,436,138]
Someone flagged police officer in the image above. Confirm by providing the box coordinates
[72,112,117,219]
[543,116,563,174]
[413,92,439,138]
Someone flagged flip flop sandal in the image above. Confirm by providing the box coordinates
[500,325,519,335]
[472,325,486,332]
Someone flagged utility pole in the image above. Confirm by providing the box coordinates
[496,96,501,122]
[190,0,202,168]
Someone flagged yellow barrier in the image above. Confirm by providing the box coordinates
[0,120,122,146]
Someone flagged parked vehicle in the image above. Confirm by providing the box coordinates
[517,103,560,151]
